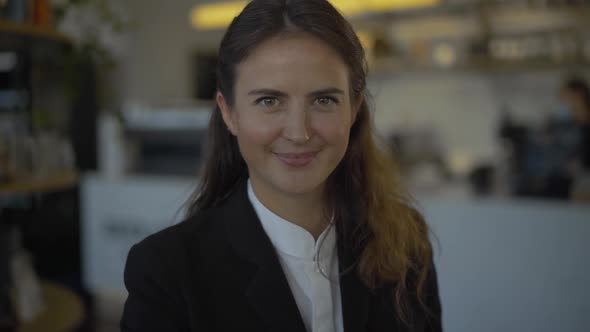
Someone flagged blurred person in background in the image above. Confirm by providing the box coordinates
[506,76,590,200]
[558,76,590,201]
[534,76,590,199]
[120,0,442,331]
[558,76,590,170]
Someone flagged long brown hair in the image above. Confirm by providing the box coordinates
[186,0,434,326]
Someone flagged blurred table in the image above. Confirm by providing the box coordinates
[17,281,84,332]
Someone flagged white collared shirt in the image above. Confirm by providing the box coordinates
[247,180,344,332]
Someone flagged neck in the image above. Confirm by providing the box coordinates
[250,178,328,239]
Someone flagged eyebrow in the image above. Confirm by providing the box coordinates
[308,88,345,97]
[247,89,288,98]
[247,88,345,98]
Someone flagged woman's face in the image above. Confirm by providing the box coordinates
[560,88,588,123]
[218,33,359,198]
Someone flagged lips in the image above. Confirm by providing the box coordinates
[274,151,318,167]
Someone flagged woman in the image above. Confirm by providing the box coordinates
[121,1,442,331]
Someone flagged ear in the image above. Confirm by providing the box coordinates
[217,92,237,135]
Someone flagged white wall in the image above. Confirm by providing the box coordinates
[368,69,590,173]
[118,0,222,105]
[369,72,501,169]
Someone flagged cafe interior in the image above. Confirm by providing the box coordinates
[1,0,589,331]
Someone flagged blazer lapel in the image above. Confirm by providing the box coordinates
[220,180,307,332]
[338,231,371,332]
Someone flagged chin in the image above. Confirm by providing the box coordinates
[270,173,325,196]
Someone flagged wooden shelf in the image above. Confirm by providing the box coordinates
[0,172,79,194]
[0,19,71,45]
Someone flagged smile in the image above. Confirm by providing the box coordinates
[273,151,318,167]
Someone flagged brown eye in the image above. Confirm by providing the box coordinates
[315,96,337,106]
[257,97,279,107]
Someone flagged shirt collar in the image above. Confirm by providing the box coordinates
[247,179,336,261]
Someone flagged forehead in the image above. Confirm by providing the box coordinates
[235,33,350,92]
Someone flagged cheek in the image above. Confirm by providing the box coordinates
[235,112,281,148]
[314,113,353,145]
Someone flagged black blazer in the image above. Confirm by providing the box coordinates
[120,180,442,332]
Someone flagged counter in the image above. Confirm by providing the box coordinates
[81,173,590,332]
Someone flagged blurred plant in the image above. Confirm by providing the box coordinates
[51,0,129,67]
[49,0,130,109]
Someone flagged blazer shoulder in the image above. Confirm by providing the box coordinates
[126,207,226,282]
[121,209,224,331]
[134,208,222,253]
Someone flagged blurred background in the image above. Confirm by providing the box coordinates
[1,0,589,331]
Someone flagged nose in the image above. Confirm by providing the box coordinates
[282,104,310,144]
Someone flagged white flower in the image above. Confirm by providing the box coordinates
[55,0,128,60]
